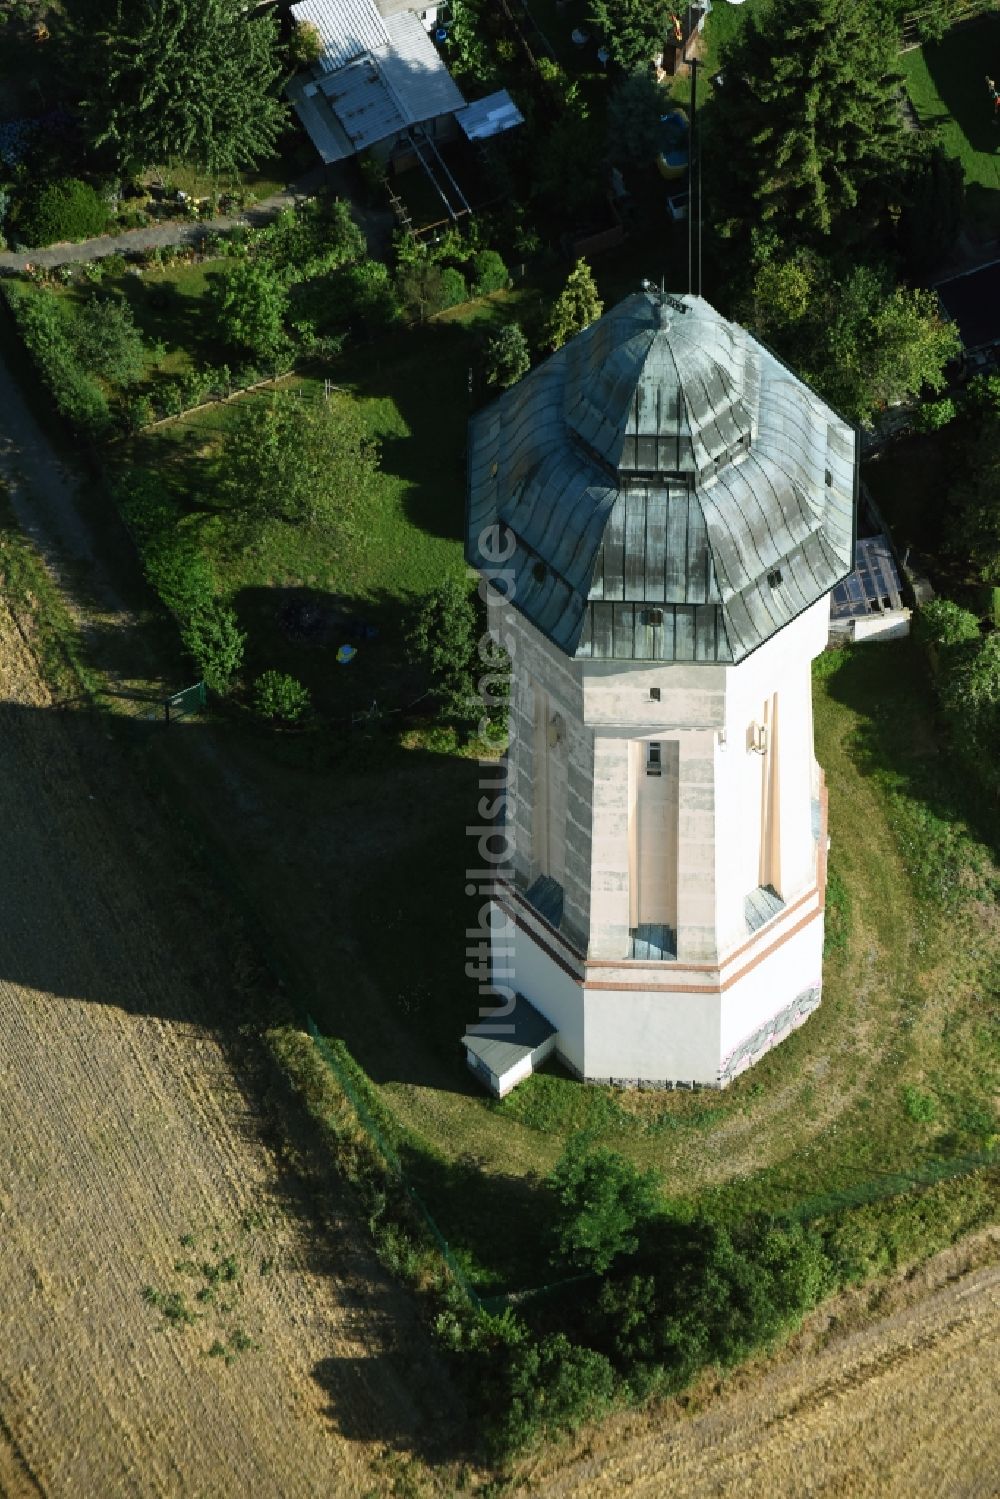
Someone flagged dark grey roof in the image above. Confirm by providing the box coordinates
[463,994,556,1078]
[467,291,856,664]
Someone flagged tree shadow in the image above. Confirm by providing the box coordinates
[922,17,1000,233]
[332,319,496,544]
[821,637,1000,864]
[231,583,425,717]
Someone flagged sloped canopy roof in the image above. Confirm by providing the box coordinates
[467,291,856,664]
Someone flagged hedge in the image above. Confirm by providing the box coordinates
[2,282,111,439]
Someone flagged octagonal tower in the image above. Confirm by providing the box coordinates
[464,290,856,1093]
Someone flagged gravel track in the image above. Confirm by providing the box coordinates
[0,598,451,1497]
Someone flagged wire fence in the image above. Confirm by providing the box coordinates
[305,1015,484,1311]
[785,1147,999,1224]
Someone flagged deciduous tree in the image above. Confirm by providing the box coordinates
[744,247,959,424]
[82,0,286,176]
[588,0,670,74]
[484,323,530,389]
[223,389,379,529]
[548,1135,661,1274]
[74,295,145,386]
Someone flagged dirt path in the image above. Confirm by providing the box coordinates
[516,1243,1000,1498]
[0,174,326,273]
[0,596,455,1497]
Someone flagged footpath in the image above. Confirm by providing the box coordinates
[0,171,325,273]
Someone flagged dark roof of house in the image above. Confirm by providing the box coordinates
[936,260,1000,351]
[463,994,556,1079]
[467,291,857,664]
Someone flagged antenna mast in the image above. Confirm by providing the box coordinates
[689,55,702,297]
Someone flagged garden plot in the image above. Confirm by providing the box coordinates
[0,592,453,1497]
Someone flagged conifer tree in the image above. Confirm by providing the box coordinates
[709,0,904,243]
[80,0,286,177]
[547,260,603,351]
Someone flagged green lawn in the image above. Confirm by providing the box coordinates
[901,18,1000,236]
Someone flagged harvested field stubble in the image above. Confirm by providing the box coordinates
[0,591,454,1496]
[515,1237,1000,1498]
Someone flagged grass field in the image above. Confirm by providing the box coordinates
[900,17,1000,236]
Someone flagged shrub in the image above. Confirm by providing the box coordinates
[289,19,323,66]
[902,1085,937,1122]
[493,1333,616,1455]
[962,374,1000,418]
[209,260,288,359]
[438,265,468,310]
[596,1218,832,1385]
[253,670,312,724]
[911,397,956,433]
[913,598,980,651]
[470,248,510,297]
[329,257,399,332]
[180,603,246,693]
[2,283,111,438]
[484,323,530,389]
[144,536,218,621]
[73,296,146,386]
[14,177,109,247]
[548,1134,662,1273]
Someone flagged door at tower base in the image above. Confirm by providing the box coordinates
[500,892,825,1088]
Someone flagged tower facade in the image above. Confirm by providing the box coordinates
[465,291,856,1090]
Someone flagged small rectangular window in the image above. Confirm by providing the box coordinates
[767,567,783,588]
[643,607,664,626]
[824,468,833,487]
[646,742,662,776]
[649,687,661,702]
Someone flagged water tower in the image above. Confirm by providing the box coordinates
[463,289,856,1094]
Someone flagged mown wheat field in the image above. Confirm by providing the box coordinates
[0,594,452,1498]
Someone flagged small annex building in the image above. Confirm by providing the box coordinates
[286,0,522,171]
[463,289,857,1094]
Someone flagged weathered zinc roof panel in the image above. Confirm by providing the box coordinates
[467,291,856,664]
[381,9,466,122]
[291,0,388,72]
[285,72,357,163]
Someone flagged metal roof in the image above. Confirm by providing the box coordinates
[463,994,557,1078]
[291,0,388,72]
[287,2,464,161]
[455,90,525,141]
[830,535,904,619]
[467,291,857,664]
[381,9,465,121]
